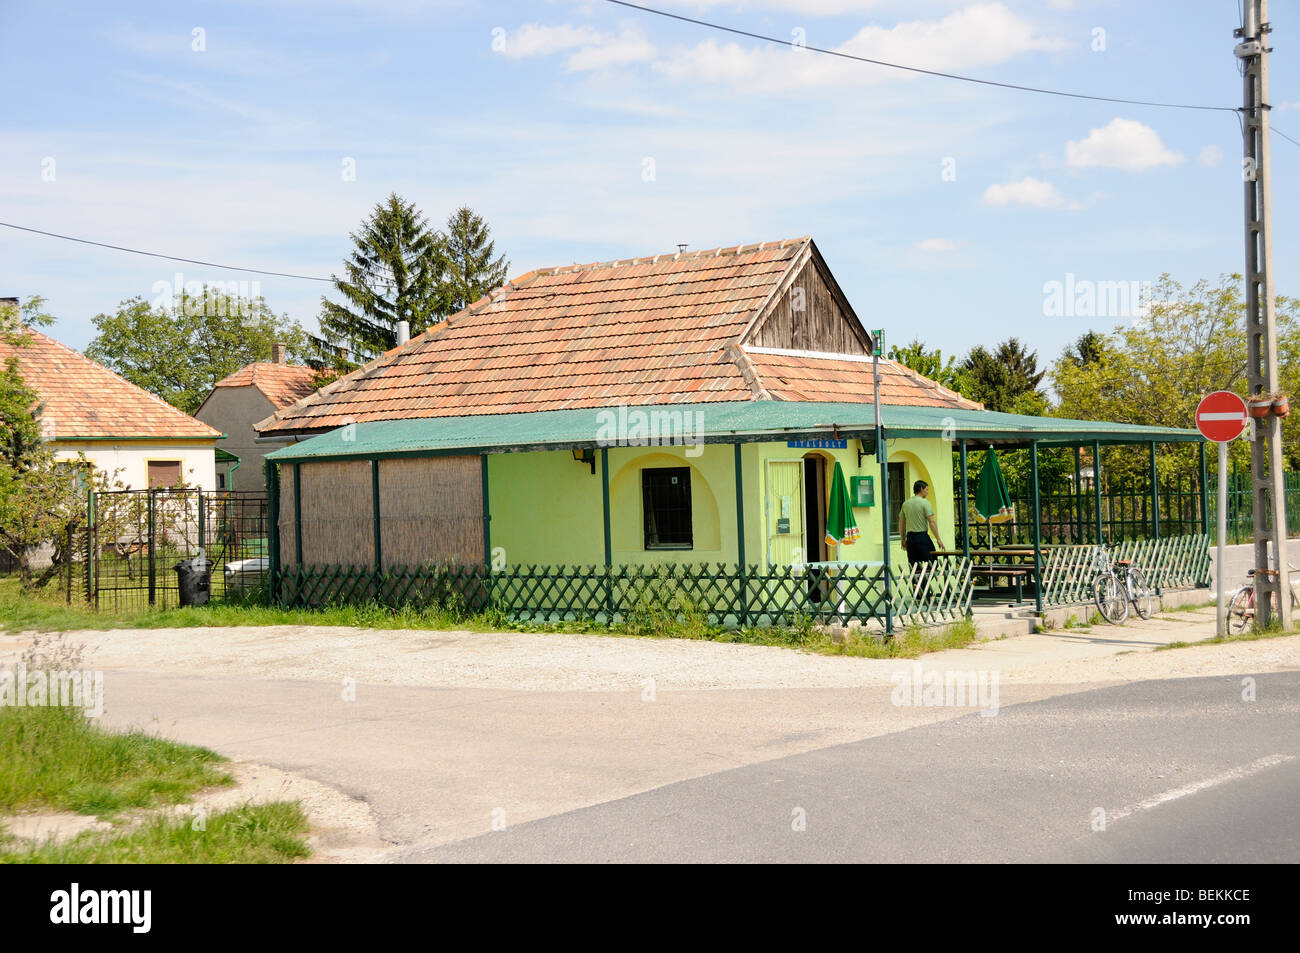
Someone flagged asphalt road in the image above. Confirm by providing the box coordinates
[394,672,1300,863]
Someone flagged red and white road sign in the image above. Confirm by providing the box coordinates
[1195,390,1249,442]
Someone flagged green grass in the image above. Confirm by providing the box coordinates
[1,574,981,658]
[0,704,232,817]
[0,802,309,864]
[0,574,492,635]
[1156,622,1300,651]
[804,617,982,659]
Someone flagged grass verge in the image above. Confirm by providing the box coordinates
[1156,623,1300,651]
[1,802,309,864]
[0,704,232,817]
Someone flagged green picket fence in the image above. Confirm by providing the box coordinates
[275,556,975,630]
[1037,534,1211,608]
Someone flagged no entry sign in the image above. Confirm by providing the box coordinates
[1196,390,1249,442]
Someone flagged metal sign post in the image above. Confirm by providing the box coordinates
[1196,391,1250,635]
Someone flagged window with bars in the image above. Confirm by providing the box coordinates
[643,467,692,550]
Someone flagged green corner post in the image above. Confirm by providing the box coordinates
[146,488,156,607]
[873,326,892,636]
[480,454,491,609]
[372,459,383,579]
[265,460,280,606]
[1092,440,1104,545]
[1149,441,1161,542]
[1030,441,1044,616]
[85,486,95,606]
[733,443,747,627]
[879,428,892,636]
[1198,441,1210,536]
[479,454,490,568]
[1149,441,1161,595]
[1073,446,1083,542]
[959,439,970,558]
[601,448,613,621]
[292,462,303,607]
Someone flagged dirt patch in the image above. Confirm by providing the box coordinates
[0,761,391,863]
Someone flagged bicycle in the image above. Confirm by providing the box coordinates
[1226,563,1299,634]
[1091,546,1157,625]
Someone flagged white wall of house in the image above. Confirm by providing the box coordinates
[53,441,217,491]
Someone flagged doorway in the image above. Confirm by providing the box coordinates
[803,454,829,602]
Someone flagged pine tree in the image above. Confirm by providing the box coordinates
[317,194,444,367]
[434,206,510,317]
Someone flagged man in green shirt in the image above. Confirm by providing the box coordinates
[899,480,946,567]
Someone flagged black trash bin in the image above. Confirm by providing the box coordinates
[175,557,213,607]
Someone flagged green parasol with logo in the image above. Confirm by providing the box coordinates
[824,461,861,547]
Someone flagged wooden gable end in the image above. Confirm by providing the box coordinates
[741,243,872,355]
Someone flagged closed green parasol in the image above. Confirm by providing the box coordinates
[824,461,861,546]
[974,448,1015,523]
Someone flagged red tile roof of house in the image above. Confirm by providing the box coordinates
[258,237,980,437]
[0,329,220,440]
[209,361,320,410]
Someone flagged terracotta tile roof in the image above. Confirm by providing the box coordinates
[0,329,219,440]
[257,236,980,437]
[210,362,320,410]
[743,348,981,410]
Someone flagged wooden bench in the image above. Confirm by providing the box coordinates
[970,565,1032,604]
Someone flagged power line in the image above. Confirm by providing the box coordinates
[0,221,333,282]
[1274,125,1300,148]
[605,0,1239,113]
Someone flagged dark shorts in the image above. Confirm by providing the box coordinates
[906,531,936,565]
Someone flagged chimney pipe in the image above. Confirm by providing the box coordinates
[270,342,286,364]
[396,320,410,346]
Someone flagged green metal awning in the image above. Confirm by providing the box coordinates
[215,447,241,464]
[264,400,1204,464]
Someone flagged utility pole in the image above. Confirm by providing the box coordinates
[1238,0,1291,628]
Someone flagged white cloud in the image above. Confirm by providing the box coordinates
[982,177,1078,210]
[916,238,959,252]
[1065,118,1185,172]
[1197,145,1223,167]
[498,23,655,71]
[656,3,1067,91]
[566,27,656,71]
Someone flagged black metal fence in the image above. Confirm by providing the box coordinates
[956,472,1299,548]
[88,489,268,611]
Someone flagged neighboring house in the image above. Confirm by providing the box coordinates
[195,344,318,492]
[0,325,220,489]
[255,236,1203,620]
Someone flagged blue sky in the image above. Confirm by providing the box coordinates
[2,0,1297,370]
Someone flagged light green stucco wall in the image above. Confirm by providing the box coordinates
[486,437,955,568]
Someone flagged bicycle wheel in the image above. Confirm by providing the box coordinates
[1093,572,1128,624]
[1128,567,1156,620]
[1227,587,1254,635]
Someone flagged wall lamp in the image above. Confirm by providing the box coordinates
[572,448,596,474]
